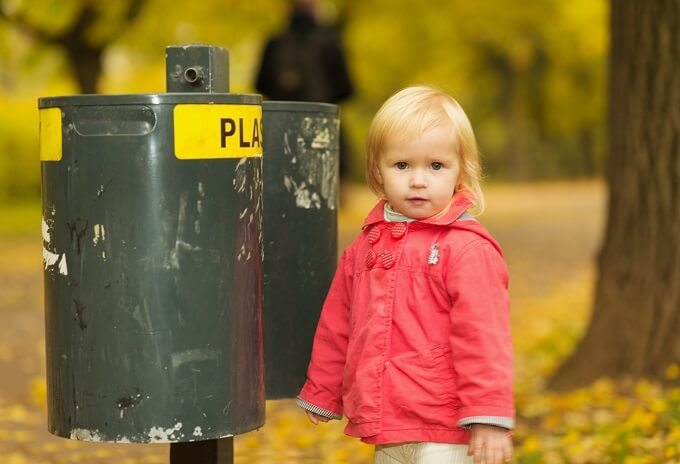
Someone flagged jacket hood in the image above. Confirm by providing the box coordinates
[362,190,503,256]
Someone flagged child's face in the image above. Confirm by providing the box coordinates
[376,125,460,219]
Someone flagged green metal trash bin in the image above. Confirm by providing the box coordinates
[39,47,265,443]
[262,101,339,399]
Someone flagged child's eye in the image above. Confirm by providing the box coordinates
[431,162,443,170]
[395,162,408,170]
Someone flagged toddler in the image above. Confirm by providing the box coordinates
[297,85,514,464]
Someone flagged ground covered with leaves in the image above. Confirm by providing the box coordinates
[1,181,678,463]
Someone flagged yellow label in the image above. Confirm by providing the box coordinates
[39,108,62,161]
[174,104,263,159]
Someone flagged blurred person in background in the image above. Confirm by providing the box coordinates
[255,0,354,181]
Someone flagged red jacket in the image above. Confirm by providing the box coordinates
[299,194,514,444]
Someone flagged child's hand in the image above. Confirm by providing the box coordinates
[305,409,331,425]
[467,424,513,464]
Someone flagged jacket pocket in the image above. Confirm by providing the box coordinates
[429,344,462,408]
[384,346,460,428]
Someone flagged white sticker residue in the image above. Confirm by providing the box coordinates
[236,243,247,262]
[281,117,339,210]
[284,176,321,209]
[92,224,106,245]
[311,127,331,149]
[232,158,249,194]
[147,422,183,443]
[70,428,103,442]
[43,248,59,267]
[59,255,69,274]
[42,214,68,276]
[42,217,51,242]
[171,349,218,369]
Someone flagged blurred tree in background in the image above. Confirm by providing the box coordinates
[0,0,606,203]
[0,0,147,94]
[341,0,606,180]
[550,0,680,390]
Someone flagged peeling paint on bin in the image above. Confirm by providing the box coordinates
[70,428,104,442]
[42,214,69,276]
[148,422,184,442]
[68,423,222,443]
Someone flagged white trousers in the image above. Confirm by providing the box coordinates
[374,442,473,464]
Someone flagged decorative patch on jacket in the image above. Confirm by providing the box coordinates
[390,222,406,239]
[366,250,377,268]
[427,244,440,265]
[381,251,395,269]
[367,226,381,244]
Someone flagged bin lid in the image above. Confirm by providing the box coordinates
[262,101,338,115]
[39,93,261,108]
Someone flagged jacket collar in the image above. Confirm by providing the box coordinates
[362,190,475,229]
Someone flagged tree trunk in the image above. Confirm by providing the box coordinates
[63,45,102,95]
[0,1,145,94]
[549,0,680,390]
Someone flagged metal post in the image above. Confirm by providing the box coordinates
[170,437,234,464]
[166,44,236,464]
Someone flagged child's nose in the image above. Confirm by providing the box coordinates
[409,170,427,188]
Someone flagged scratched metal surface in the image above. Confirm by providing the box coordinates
[262,101,339,399]
[39,95,265,443]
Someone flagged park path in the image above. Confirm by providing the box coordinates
[0,181,605,463]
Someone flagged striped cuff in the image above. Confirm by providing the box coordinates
[458,416,515,430]
[295,397,343,420]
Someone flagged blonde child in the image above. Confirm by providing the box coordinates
[297,86,514,464]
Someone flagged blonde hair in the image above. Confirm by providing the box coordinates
[365,85,485,215]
